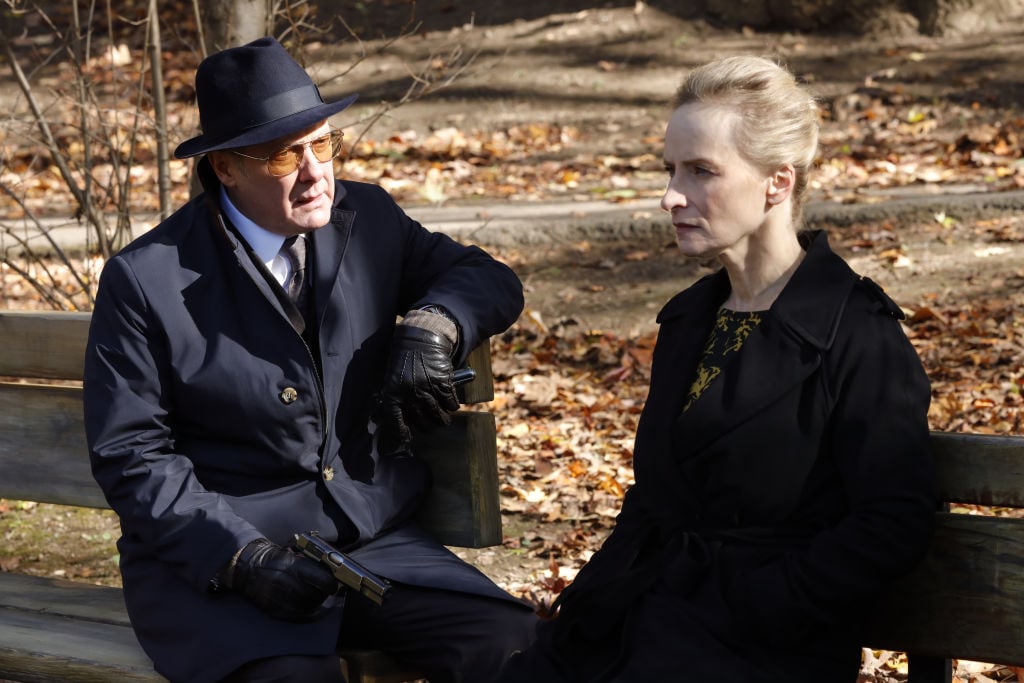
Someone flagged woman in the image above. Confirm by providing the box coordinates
[502,55,934,682]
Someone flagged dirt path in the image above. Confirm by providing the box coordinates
[307,3,1024,336]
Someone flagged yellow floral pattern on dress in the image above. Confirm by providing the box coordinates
[683,307,764,412]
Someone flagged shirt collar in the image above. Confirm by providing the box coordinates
[219,185,284,264]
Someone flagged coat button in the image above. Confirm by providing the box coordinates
[323,466,335,481]
[279,387,298,404]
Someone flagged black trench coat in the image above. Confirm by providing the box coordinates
[532,231,935,682]
[83,164,527,683]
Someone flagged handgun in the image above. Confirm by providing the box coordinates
[293,531,391,606]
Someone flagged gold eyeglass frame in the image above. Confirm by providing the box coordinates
[230,130,344,177]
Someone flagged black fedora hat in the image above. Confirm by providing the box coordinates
[174,37,357,159]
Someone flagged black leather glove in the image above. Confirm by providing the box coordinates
[225,538,339,622]
[374,312,460,455]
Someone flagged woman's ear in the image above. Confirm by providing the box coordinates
[765,164,796,205]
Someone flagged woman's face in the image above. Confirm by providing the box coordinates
[660,103,774,262]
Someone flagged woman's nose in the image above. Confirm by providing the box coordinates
[660,181,687,212]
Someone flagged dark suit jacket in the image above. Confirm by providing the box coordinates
[541,231,934,682]
[83,168,526,683]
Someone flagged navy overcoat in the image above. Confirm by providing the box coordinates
[84,166,526,683]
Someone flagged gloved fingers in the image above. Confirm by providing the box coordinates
[428,370,461,413]
[405,387,453,432]
[230,540,338,622]
[406,352,458,415]
[436,385,460,414]
[373,396,412,455]
[291,554,343,596]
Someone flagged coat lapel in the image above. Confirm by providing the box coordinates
[309,190,354,332]
[674,315,821,457]
[665,231,857,461]
[214,211,303,330]
[196,157,306,333]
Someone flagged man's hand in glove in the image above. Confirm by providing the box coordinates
[223,538,339,622]
[373,306,460,455]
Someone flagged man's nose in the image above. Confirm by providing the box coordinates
[297,146,329,180]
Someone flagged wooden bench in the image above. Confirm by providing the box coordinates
[0,310,502,683]
[861,432,1024,681]
[4,312,1024,683]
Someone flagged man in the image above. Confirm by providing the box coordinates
[83,37,533,683]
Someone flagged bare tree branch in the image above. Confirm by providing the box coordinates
[148,0,171,219]
[0,185,93,310]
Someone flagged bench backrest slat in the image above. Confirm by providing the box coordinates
[863,512,1024,666]
[0,311,90,380]
[0,310,495,400]
[0,379,501,545]
[931,431,1024,507]
[0,383,107,508]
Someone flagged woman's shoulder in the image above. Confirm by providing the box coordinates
[656,270,728,324]
[848,276,907,321]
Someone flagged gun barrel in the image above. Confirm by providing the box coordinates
[294,532,391,606]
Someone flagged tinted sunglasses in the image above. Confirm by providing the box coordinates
[231,130,344,176]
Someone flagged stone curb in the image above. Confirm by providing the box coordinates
[4,189,1024,255]
[403,189,1024,248]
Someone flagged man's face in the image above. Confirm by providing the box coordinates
[212,121,336,236]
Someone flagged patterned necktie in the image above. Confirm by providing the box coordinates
[280,234,309,315]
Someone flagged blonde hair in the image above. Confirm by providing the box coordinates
[672,56,819,225]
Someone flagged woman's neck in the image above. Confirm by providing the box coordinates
[721,231,805,312]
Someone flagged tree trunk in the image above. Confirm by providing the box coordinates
[200,0,272,54]
[910,0,1024,35]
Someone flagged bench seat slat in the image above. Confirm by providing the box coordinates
[0,573,131,626]
[0,574,418,683]
[0,607,165,682]
[863,512,1024,667]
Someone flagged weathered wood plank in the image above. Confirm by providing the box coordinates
[931,432,1024,508]
[0,310,495,401]
[0,607,164,682]
[457,342,495,404]
[863,512,1024,667]
[0,574,416,683]
[0,311,90,380]
[413,411,501,548]
[0,574,131,626]
[0,383,499,548]
[0,382,105,508]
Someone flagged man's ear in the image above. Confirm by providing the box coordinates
[209,151,240,188]
[766,164,796,205]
